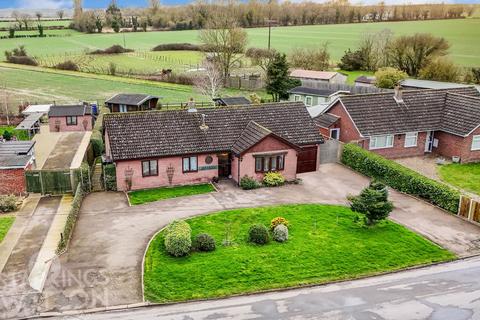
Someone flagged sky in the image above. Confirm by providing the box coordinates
[0,0,478,9]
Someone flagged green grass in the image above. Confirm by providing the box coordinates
[0,19,478,66]
[438,163,480,195]
[0,125,30,141]
[340,70,376,85]
[0,216,15,244]
[129,183,216,205]
[143,204,455,303]
[0,63,266,105]
[0,20,73,28]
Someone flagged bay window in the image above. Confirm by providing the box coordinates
[255,154,285,173]
[404,132,418,148]
[183,156,198,172]
[369,135,394,150]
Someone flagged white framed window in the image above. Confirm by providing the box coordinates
[472,135,480,151]
[293,95,301,102]
[305,96,313,106]
[369,135,394,150]
[119,104,127,113]
[404,132,418,148]
[330,128,340,140]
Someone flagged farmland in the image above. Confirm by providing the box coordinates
[0,18,478,66]
[0,63,266,106]
[0,19,72,28]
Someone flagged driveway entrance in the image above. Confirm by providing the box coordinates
[36,164,480,316]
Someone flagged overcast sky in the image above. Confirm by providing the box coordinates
[0,0,477,9]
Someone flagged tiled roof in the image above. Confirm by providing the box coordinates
[48,105,91,117]
[213,97,251,106]
[232,121,272,155]
[328,87,480,137]
[400,79,470,90]
[354,76,376,84]
[290,69,339,80]
[104,102,323,161]
[288,86,344,97]
[314,113,340,128]
[105,94,159,106]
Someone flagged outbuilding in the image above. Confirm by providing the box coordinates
[0,141,36,195]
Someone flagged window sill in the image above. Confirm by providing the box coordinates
[369,146,394,150]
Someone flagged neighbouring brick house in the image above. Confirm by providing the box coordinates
[314,86,480,163]
[0,141,35,195]
[48,104,95,132]
[103,102,323,191]
[105,94,160,113]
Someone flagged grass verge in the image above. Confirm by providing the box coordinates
[144,204,455,303]
[0,216,15,244]
[129,183,215,205]
[438,163,480,195]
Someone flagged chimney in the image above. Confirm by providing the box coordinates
[187,97,197,113]
[199,114,209,132]
[394,85,403,103]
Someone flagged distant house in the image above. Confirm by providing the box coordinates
[354,76,376,87]
[213,97,251,106]
[399,79,471,90]
[290,69,347,85]
[288,86,348,106]
[105,94,160,113]
[48,104,95,132]
[313,86,480,163]
[0,141,35,195]
[103,102,323,191]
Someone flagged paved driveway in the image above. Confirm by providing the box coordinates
[37,164,480,316]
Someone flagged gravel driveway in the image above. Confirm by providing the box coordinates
[37,163,480,316]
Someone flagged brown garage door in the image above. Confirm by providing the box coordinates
[296,146,318,173]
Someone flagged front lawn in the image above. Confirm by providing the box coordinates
[0,216,15,243]
[438,163,480,195]
[0,126,30,141]
[128,183,215,205]
[144,204,454,303]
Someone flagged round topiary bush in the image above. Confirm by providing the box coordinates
[270,217,289,230]
[273,224,288,242]
[194,233,216,252]
[164,220,192,257]
[263,172,285,187]
[240,175,260,190]
[248,224,269,245]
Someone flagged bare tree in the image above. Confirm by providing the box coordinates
[35,12,42,22]
[57,10,65,20]
[20,14,31,30]
[194,60,224,101]
[199,9,247,79]
[149,0,161,15]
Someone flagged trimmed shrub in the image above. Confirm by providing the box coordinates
[194,233,216,252]
[270,217,289,230]
[57,184,86,253]
[90,129,104,157]
[348,181,394,226]
[248,224,269,245]
[341,143,460,213]
[152,43,203,51]
[273,224,288,242]
[240,175,260,190]
[164,220,192,257]
[263,172,285,187]
[55,60,79,71]
[90,45,133,55]
[0,195,19,213]
[104,164,117,191]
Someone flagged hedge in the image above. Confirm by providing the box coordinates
[341,143,460,213]
[57,183,86,253]
[164,220,192,257]
[104,164,117,191]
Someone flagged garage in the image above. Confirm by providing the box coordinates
[296,145,318,173]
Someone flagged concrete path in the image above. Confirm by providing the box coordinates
[58,256,480,320]
[0,196,61,320]
[36,164,480,317]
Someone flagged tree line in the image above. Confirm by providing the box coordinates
[70,0,476,33]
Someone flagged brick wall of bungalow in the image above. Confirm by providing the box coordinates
[49,115,93,132]
[231,136,298,183]
[359,132,429,159]
[434,126,480,163]
[0,163,31,195]
[115,153,218,191]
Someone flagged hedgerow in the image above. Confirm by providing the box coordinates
[341,143,460,213]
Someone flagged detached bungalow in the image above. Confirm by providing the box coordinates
[105,94,160,113]
[314,87,480,163]
[104,102,323,191]
[48,104,95,132]
[0,141,35,195]
[288,86,349,107]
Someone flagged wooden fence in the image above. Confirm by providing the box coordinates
[458,195,480,223]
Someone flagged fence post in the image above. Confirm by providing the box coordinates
[39,171,45,195]
[468,198,474,221]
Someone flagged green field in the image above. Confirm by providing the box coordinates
[144,204,454,302]
[0,19,478,66]
[0,19,72,28]
[0,63,265,105]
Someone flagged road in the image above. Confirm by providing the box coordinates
[57,256,480,320]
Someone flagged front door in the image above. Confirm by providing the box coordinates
[217,153,231,178]
[425,131,434,152]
